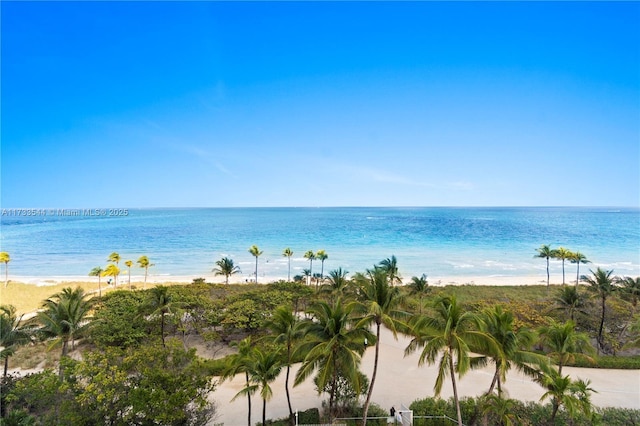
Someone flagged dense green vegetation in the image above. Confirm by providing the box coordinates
[1,255,639,425]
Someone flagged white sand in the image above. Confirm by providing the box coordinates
[12,274,552,287]
[211,326,640,425]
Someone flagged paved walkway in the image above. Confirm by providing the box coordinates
[211,326,640,425]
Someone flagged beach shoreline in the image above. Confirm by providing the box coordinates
[9,273,551,287]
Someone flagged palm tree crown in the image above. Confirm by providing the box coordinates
[378,255,402,286]
[1,305,32,377]
[538,318,594,375]
[0,252,10,287]
[303,250,316,288]
[89,266,104,297]
[316,250,328,285]
[213,257,241,284]
[552,247,573,285]
[36,287,93,378]
[137,255,154,287]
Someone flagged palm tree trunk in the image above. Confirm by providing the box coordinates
[449,350,463,426]
[128,270,131,290]
[486,366,499,395]
[562,260,566,285]
[4,356,8,377]
[546,258,550,291]
[288,258,291,282]
[576,263,580,287]
[246,372,252,426]
[161,312,166,347]
[550,399,559,423]
[4,264,8,287]
[362,322,381,426]
[262,398,266,426]
[598,295,606,354]
[255,257,259,283]
[285,344,293,424]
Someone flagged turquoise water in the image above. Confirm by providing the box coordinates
[1,207,638,282]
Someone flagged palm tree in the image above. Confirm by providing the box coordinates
[552,247,573,285]
[223,337,256,426]
[88,266,104,297]
[234,347,283,426]
[316,250,328,285]
[294,299,374,421]
[554,286,586,322]
[379,255,401,286]
[282,248,294,282]
[124,260,133,290]
[0,305,32,377]
[581,267,617,353]
[102,264,120,289]
[321,267,350,302]
[107,252,121,285]
[569,251,590,287]
[408,274,430,314]
[479,394,521,426]
[537,370,596,424]
[0,252,10,287]
[265,306,304,424]
[137,255,154,287]
[249,245,263,283]
[475,306,547,396]
[353,267,406,425]
[37,287,93,378]
[535,244,554,290]
[618,276,640,309]
[404,295,498,426]
[144,285,183,347]
[538,319,594,375]
[213,257,241,284]
[303,250,316,288]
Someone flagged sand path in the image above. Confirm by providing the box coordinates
[211,326,640,425]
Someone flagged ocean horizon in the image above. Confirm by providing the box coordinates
[1,206,638,284]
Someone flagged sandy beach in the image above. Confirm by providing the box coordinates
[11,274,550,287]
[210,326,640,425]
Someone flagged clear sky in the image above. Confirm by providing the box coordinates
[2,1,639,208]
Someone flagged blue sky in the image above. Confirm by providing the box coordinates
[2,1,639,208]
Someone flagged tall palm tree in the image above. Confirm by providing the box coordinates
[282,248,294,282]
[552,247,573,285]
[581,267,617,353]
[405,295,498,426]
[37,287,93,378]
[137,255,154,288]
[475,306,547,396]
[316,250,328,285]
[107,252,121,286]
[249,245,263,283]
[144,285,183,347]
[88,266,104,297]
[265,306,304,424]
[124,260,133,290]
[102,264,120,289]
[379,255,401,286]
[408,274,430,314]
[537,370,596,424]
[618,276,640,309]
[0,252,10,287]
[0,305,32,377]
[538,319,594,375]
[213,257,241,284]
[303,250,316,288]
[535,244,554,290]
[294,299,374,421]
[234,347,283,426]
[569,251,590,287]
[223,338,256,426]
[353,267,406,425]
[554,286,586,322]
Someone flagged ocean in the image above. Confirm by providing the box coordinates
[1,207,638,283]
